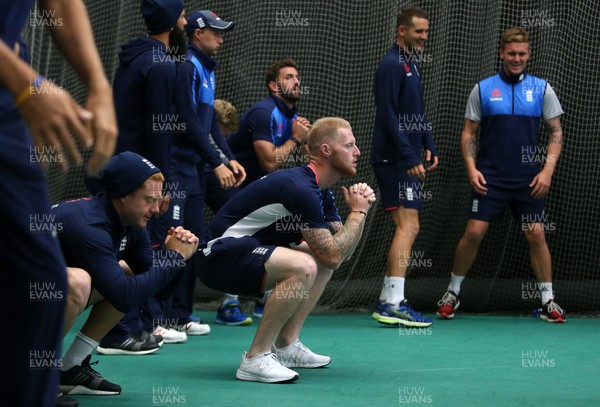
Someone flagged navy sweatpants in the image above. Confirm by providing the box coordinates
[0,113,67,406]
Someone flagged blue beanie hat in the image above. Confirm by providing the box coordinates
[141,0,184,35]
[99,152,161,197]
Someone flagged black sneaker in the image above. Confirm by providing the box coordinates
[96,335,160,355]
[137,330,164,347]
[60,355,121,395]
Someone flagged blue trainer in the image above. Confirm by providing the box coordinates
[253,301,265,318]
[188,315,203,324]
[372,300,432,327]
[215,300,253,326]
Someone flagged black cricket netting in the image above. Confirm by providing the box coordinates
[25,0,600,313]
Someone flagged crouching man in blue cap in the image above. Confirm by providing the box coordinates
[53,152,198,396]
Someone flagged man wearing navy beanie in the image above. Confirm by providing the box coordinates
[114,0,185,181]
[141,0,185,35]
[53,152,199,396]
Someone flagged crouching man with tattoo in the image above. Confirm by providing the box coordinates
[191,117,375,383]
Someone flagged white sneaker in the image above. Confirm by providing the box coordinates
[236,351,299,383]
[153,326,187,344]
[173,321,211,336]
[273,340,331,368]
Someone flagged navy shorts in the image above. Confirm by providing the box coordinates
[468,184,545,223]
[372,162,425,211]
[193,236,275,296]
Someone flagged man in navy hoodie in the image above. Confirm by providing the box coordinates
[370,7,438,327]
[56,152,198,396]
[105,0,190,350]
[163,10,246,336]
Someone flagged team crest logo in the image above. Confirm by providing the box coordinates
[525,89,533,102]
[490,88,502,101]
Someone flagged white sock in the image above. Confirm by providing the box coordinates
[387,277,405,307]
[448,273,465,295]
[538,282,553,305]
[222,293,238,307]
[61,332,98,371]
[378,276,391,303]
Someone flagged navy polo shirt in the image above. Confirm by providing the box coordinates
[227,95,298,186]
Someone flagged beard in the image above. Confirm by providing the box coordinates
[330,151,356,177]
[277,85,300,104]
[168,26,187,59]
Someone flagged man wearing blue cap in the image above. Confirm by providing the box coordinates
[164,9,246,336]
[54,152,199,396]
[107,0,190,350]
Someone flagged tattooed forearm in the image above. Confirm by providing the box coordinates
[464,136,478,158]
[302,215,365,269]
[542,118,563,171]
[343,217,366,260]
[546,118,563,144]
[548,132,563,144]
[461,120,480,168]
[333,217,363,261]
[328,221,343,234]
[302,228,333,258]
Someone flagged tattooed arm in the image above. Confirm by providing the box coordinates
[461,119,488,195]
[543,116,563,175]
[302,184,374,269]
[302,213,366,270]
[330,218,365,260]
[530,116,563,199]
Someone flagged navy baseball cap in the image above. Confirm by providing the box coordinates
[185,10,235,33]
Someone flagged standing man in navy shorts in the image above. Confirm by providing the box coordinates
[370,7,438,327]
[193,117,376,383]
[436,27,565,323]
[0,1,117,406]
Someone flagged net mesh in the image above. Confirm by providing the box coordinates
[25,0,600,313]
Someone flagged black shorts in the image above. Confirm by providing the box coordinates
[193,236,275,296]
